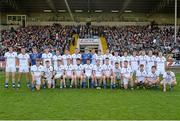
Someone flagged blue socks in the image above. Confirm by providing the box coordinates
[91,81,94,88]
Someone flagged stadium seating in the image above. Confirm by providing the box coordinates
[0,25,180,57]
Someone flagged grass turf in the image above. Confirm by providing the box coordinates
[0,72,180,120]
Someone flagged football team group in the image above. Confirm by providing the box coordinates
[3,46,177,92]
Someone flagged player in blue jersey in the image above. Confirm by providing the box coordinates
[81,48,92,64]
[29,47,42,66]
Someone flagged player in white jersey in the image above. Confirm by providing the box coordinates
[71,48,81,65]
[121,60,133,90]
[95,49,104,65]
[112,50,121,66]
[160,68,177,92]
[135,64,147,89]
[54,59,65,89]
[73,58,84,88]
[52,50,62,68]
[64,58,76,88]
[30,59,44,91]
[62,49,72,65]
[103,49,113,65]
[42,60,54,89]
[113,62,121,88]
[102,58,114,89]
[91,49,97,64]
[121,51,130,68]
[4,46,18,88]
[145,66,159,87]
[92,59,103,89]
[155,52,166,75]
[129,50,139,72]
[146,50,156,72]
[139,50,147,69]
[83,58,94,88]
[17,47,30,88]
[42,47,53,66]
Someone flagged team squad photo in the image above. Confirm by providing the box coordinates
[0,0,180,120]
[4,47,177,92]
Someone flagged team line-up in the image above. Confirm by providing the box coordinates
[3,46,177,92]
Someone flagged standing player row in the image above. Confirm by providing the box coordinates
[5,47,167,73]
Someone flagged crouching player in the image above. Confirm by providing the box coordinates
[64,58,76,88]
[102,58,114,89]
[30,59,44,91]
[83,58,94,88]
[73,58,84,88]
[135,64,147,89]
[145,66,159,88]
[121,60,133,90]
[42,60,54,89]
[54,59,65,89]
[113,62,121,88]
[160,68,177,92]
[92,59,103,89]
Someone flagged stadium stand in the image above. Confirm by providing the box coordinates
[1,25,180,55]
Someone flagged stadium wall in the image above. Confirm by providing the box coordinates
[26,21,150,26]
[1,12,180,26]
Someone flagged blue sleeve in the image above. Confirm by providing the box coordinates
[38,53,42,58]
[81,53,86,64]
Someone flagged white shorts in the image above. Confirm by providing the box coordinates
[76,72,82,77]
[123,78,129,85]
[66,72,72,77]
[95,74,102,78]
[85,73,91,78]
[55,74,63,79]
[35,77,41,85]
[6,66,16,72]
[160,80,173,85]
[46,77,52,84]
[19,66,29,73]
[104,72,111,77]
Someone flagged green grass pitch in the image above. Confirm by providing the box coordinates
[0,72,180,120]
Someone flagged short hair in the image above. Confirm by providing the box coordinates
[86,58,90,61]
[115,62,119,64]
[45,60,50,63]
[124,50,128,53]
[151,66,156,69]
[124,60,128,63]
[76,58,81,61]
[140,64,144,67]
